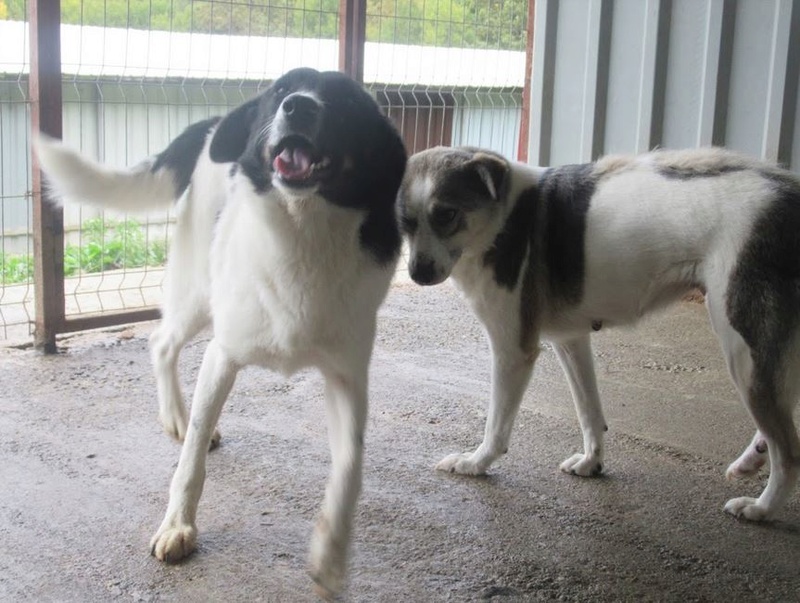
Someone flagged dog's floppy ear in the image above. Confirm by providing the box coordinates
[209,97,259,163]
[463,152,509,201]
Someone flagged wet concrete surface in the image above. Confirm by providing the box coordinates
[1,282,798,602]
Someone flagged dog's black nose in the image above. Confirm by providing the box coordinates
[410,258,440,285]
[282,94,320,122]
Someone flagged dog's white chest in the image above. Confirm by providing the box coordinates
[207,193,387,370]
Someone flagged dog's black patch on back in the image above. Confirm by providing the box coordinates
[539,163,595,304]
[484,187,538,290]
[726,174,800,377]
[482,163,593,354]
[152,117,221,197]
[484,163,593,300]
[656,164,747,180]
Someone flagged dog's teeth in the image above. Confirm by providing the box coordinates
[310,158,331,173]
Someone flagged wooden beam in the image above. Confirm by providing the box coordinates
[62,309,162,335]
[339,0,366,83]
[517,0,536,162]
[29,0,65,353]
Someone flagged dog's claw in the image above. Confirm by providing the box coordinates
[436,452,487,475]
[724,496,773,522]
[150,524,197,563]
[560,453,603,477]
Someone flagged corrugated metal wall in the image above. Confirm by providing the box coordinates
[527,0,800,171]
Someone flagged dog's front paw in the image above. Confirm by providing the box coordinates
[559,453,603,477]
[150,523,197,562]
[435,452,487,475]
[308,517,346,601]
[724,496,772,521]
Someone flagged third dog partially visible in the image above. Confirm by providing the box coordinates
[398,145,800,522]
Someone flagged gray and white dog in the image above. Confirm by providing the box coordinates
[398,145,800,521]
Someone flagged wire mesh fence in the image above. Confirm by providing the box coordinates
[0,0,530,344]
[0,7,34,341]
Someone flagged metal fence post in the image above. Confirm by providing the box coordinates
[30,0,65,353]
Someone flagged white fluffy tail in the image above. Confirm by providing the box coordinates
[34,135,179,212]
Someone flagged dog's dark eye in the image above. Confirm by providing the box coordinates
[274,85,287,97]
[431,207,458,227]
[401,215,418,235]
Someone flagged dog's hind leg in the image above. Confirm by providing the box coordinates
[723,372,800,520]
[726,430,768,479]
[148,214,218,447]
[309,359,370,600]
[149,308,211,445]
[708,293,800,520]
[150,339,238,562]
[552,335,607,477]
[436,329,537,476]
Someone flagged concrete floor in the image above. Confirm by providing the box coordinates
[1,282,798,602]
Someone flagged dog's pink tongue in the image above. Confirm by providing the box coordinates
[274,148,312,180]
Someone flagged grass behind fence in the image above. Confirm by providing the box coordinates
[1,218,167,285]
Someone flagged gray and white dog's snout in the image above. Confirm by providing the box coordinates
[409,255,443,286]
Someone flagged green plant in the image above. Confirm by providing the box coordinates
[0,252,34,285]
[63,217,168,276]
[0,219,169,285]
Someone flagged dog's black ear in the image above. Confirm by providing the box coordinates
[209,97,259,163]
[464,152,509,201]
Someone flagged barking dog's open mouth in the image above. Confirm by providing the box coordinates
[271,135,332,188]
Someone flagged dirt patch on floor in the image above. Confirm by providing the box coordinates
[1,282,798,601]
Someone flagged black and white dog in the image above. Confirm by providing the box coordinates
[398,146,800,522]
[35,68,406,598]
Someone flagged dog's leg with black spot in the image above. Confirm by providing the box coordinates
[718,314,800,521]
[150,340,238,562]
[309,361,369,600]
[708,288,800,520]
[437,327,537,476]
[552,335,607,477]
[724,378,800,520]
[726,430,768,479]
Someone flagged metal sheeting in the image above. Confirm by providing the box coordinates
[527,0,800,171]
